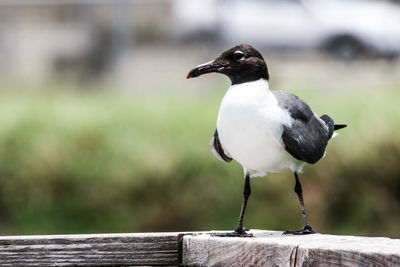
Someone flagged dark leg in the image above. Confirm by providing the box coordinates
[212,174,253,237]
[283,172,316,235]
[235,173,251,234]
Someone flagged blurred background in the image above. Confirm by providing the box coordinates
[0,0,399,238]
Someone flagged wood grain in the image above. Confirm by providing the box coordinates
[0,232,180,266]
[182,230,400,267]
[1,230,399,266]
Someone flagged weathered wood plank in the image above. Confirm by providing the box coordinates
[182,230,400,267]
[0,232,180,266]
[1,230,399,266]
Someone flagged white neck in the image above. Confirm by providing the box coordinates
[230,78,270,90]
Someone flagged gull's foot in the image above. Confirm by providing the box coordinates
[283,225,316,235]
[211,228,253,237]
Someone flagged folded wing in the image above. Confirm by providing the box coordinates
[273,91,334,164]
[210,129,232,163]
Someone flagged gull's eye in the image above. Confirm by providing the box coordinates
[233,50,244,60]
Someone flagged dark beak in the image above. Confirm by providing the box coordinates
[186,60,222,79]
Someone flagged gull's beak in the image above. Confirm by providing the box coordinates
[186,60,222,79]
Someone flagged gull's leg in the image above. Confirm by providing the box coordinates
[283,172,316,235]
[212,174,253,237]
[235,173,251,234]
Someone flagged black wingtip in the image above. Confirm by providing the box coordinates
[334,124,347,130]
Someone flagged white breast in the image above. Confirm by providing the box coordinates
[216,79,302,177]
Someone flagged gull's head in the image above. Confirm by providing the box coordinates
[186,44,269,85]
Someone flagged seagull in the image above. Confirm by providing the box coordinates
[186,44,346,237]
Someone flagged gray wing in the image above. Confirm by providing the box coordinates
[210,129,232,162]
[273,90,334,164]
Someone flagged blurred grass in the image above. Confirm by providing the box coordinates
[0,81,399,237]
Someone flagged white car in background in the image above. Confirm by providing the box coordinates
[173,0,400,59]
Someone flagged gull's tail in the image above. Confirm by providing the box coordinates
[320,114,347,139]
[334,124,347,130]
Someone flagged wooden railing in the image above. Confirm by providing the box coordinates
[0,230,399,266]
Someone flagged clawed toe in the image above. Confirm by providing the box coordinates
[283,225,316,235]
[211,229,253,237]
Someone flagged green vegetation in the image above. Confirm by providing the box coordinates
[0,82,399,237]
